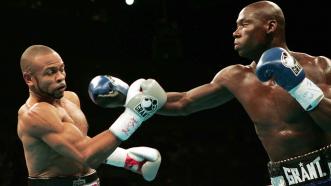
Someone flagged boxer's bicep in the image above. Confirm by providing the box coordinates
[184,66,236,111]
[162,80,232,115]
[185,82,233,112]
[25,103,85,163]
[41,129,85,163]
[159,67,234,115]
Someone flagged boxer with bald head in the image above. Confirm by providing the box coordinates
[17,45,166,185]
[157,1,331,185]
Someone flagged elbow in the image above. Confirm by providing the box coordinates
[84,158,100,169]
[83,158,102,169]
[87,162,100,170]
[81,149,102,169]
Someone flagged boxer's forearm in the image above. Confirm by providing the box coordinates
[78,131,121,169]
[157,92,190,116]
[159,83,234,116]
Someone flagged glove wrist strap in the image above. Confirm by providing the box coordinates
[289,78,324,111]
[109,109,143,141]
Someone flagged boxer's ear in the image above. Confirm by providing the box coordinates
[265,19,277,34]
[23,72,33,86]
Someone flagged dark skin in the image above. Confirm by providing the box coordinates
[159,1,331,162]
[18,45,121,177]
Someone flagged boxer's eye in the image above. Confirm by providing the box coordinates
[45,68,57,75]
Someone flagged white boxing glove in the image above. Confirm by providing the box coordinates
[105,146,161,181]
[109,79,167,140]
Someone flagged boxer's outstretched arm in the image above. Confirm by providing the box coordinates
[158,67,235,116]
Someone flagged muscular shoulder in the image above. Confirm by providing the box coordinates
[292,52,331,68]
[64,91,81,107]
[315,56,331,81]
[212,64,254,84]
[19,102,63,136]
[292,52,331,82]
[315,56,331,72]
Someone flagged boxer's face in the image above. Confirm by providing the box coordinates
[29,52,67,99]
[233,7,269,59]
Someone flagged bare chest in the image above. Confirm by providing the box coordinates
[57,101,88,134]
[229,76,305,124]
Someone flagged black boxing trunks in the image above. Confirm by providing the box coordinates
[28,170,100,186]
[268,145,331,186]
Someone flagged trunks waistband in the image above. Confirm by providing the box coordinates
[28,170,99,186]
[268,145,331,186]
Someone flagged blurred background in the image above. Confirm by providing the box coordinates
[0,0,330,185]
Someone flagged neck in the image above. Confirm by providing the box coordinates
[29,89,60,105]
[252,41,288,62]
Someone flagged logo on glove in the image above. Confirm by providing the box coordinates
[134,96,158,118]
[281,51,302,76]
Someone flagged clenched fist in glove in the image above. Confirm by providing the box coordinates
[256,47,324,111]
[88,75,129,108]
[105,146,161,181]
[109,78,167,140]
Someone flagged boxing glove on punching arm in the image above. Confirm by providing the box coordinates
[109,79,167,141]
[256,47,324,111]
[88,75,129,108]
[105,147,161,181]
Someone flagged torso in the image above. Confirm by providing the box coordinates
[221,52,331,161]
[17,91,93,177]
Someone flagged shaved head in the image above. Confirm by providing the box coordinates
[20,45,56,74]
[233,1,287,60]
[244,1,285,30]
[20,44,66,99]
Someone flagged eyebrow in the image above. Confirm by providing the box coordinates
[45,63,65,69]
[237,17,253,25]
[43,63,65,72]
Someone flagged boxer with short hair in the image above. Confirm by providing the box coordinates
[17,45,166,185]
[155,1,331,186]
